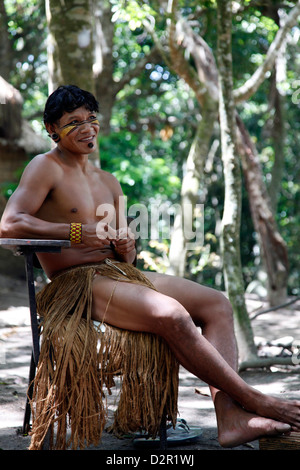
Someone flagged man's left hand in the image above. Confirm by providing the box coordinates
[112,227,136,254]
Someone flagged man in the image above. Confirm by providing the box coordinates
[1,85,300,449]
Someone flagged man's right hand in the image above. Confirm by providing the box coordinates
[82,222,117,247]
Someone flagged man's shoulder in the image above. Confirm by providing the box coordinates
[28,149,57,165]
[93,167,120,186]
[20,151,64,189]
[27,151,63,174]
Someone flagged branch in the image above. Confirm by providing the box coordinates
[239,355,295,372]
[143,0,217,107]
[250,295,300,320]
[233,1,300,103]
[143,18,173,70]
[176,18,219,102]
[167,0,209,107]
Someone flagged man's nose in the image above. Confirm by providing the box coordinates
[78,121,91,133]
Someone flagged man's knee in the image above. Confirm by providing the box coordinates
[213,291,234,323]
[152,298,190,335]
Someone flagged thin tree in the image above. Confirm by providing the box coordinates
[216,0,257,363]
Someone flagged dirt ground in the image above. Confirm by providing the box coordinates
[0,272,300,454]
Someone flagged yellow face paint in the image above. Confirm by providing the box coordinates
[59,124,77,139]
[59,118,100,139]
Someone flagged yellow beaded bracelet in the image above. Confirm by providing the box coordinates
[69,222,82,244]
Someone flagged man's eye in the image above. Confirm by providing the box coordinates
[69,120,79,125]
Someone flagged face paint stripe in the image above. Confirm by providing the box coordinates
[60,125,78,139]
[59,119,100,139]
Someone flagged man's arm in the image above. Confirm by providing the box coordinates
[0,155,128,251]
[0,155,111,246]
[0,155,70,240]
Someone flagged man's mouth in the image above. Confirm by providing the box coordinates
[79,135,95,143]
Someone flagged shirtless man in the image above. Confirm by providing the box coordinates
[1,85,300,448]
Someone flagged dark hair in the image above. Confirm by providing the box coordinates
[43,85,99,124]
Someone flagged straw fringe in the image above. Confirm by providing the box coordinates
[29,261,179,450]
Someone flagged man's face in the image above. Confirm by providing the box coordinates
[53,106,100,153]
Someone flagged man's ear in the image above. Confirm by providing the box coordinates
[45,123,56,136]
[45,122,61,143]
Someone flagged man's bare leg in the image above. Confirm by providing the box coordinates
[144,271,300,446]
[91,274,300,446]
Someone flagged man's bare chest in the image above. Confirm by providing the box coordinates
[38,170,115,224]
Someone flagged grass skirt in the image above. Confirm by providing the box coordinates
[29,260,179,450]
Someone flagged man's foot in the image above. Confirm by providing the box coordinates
[214,391,300,448]
[218,410,291,448]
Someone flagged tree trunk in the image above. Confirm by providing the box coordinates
[45,0,99,165]
[166,3,219,276]
[93,0,115,136]
[236,116,289,306]
[0,1,13,81]
[168,102,217,276]
[268,71,285,213]
[216,0,257,363]
[46,0,95,92]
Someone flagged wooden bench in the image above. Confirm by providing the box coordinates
[0,238,177,450]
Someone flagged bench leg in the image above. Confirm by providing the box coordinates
[22,350,36,435]
[159,412,167,450]
[24,252,40,365]
[23,252,42,442]
[22,347,51,449]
